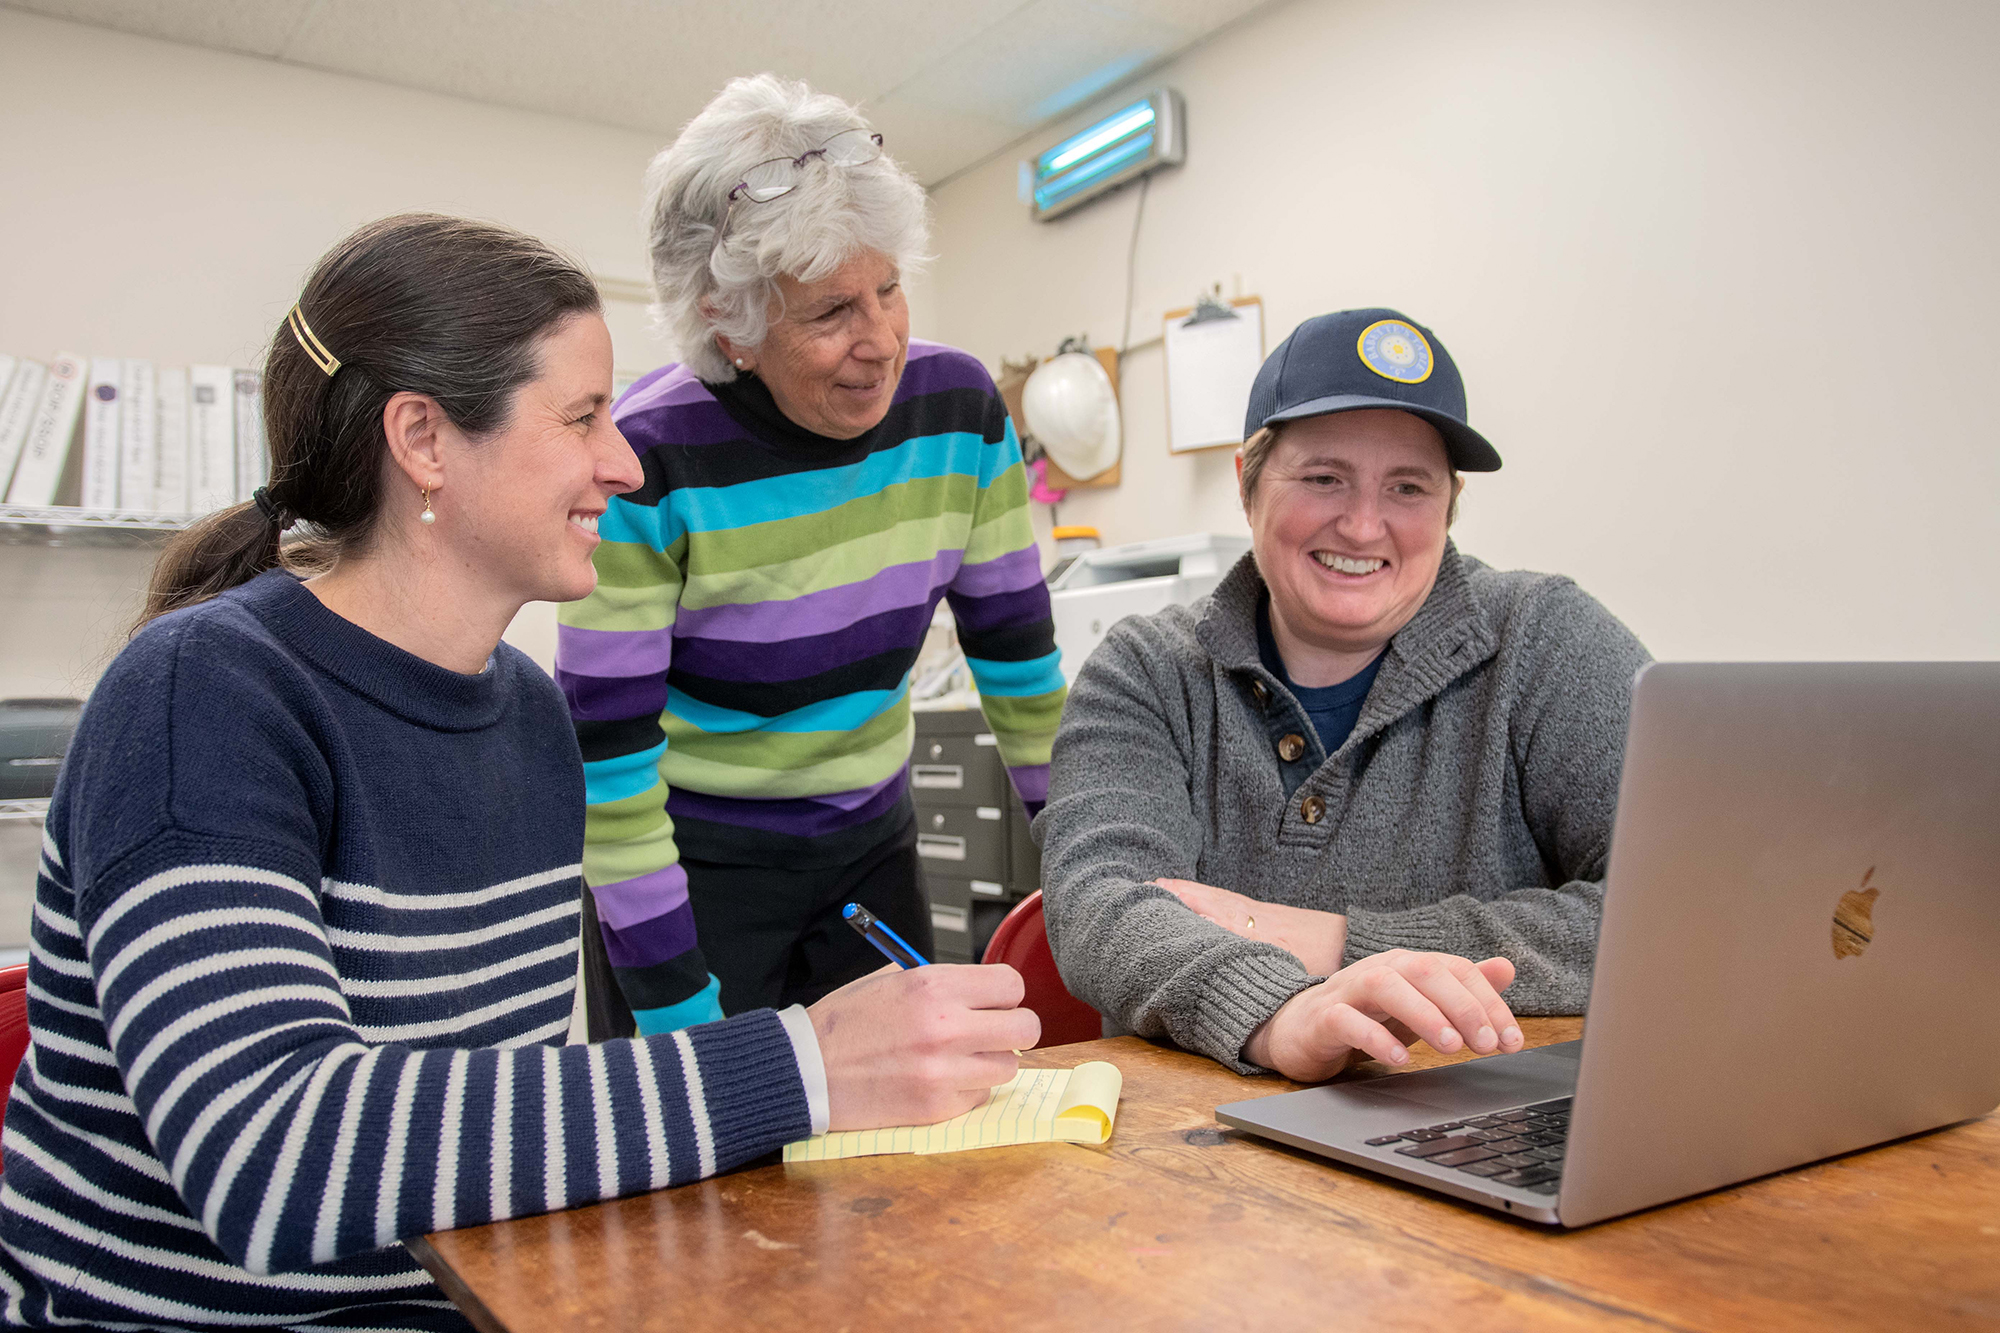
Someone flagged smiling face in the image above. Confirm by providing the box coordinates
[434,312,643,606]
[1243,410,1459,684]
[725,247,909,439]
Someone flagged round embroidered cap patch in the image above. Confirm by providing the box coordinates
[1356,319,1434,384]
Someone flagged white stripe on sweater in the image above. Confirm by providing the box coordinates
[85,863,316,958]
[321,864,580,913]
[488,1046,515,1224]
[97,907,329,997]
[124,982,347,1093]
[144,1018,342,1144]
[587,1042,616,1198]
[7,1083,173,1183]
[198,1061,319,1252]
[22,1049,140,1117]
[629,1038,671,1187]
[28,1026,117,1068]
[323,899,578,955]
[542,1046,564,1215]
[371,1055,426,1249]
[311,1046,386,1265]
[33,900,80,939]
[108,946,343,1053]
[671,1029,716,1179]
[1,1183,427,1295]
[432,1050,470,1233]
[3,1132,203,1232]
[244,1042,367,1275]
[502,1013,572,1048]
[353,974,574,1045]
[23,976,97,1021]
[167,1044,307,1195]
[338,936,575,999]
[32,951,90,980]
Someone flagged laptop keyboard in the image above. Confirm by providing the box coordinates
[1363,1097,1571,1195]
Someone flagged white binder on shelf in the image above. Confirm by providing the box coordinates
[187,364,236,515]
[81,357,123,510]
[232,368,266,501]
[0,358,46,497]
[154,366,190,516]
[119,358,158,514]
[6,352,88,506]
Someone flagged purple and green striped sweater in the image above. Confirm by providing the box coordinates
[555,342,1067,1031]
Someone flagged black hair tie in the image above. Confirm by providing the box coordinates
[252,486,295,531]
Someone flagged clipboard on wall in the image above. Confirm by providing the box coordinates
[1163,296,1264,454]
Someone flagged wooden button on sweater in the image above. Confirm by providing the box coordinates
[1249,680,1270,709]
[1300,794,1326,823]
[1277,733,1306,762]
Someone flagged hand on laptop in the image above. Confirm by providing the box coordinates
[1242,949,1525,1083]
[1153,878,1348,976]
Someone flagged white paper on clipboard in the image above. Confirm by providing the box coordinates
[1164,298,1264,453]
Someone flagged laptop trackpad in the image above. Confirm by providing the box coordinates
[1338,1040,1582,1117]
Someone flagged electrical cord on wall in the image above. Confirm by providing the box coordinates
[1119,173,1151,355]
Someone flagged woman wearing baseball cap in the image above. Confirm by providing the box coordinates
[1036,308,1650,1083]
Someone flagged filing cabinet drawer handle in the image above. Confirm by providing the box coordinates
[931,905,970,934]
[917,834,968,861]
[911,764,966,790]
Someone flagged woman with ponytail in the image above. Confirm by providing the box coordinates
[0,214,1034,1332]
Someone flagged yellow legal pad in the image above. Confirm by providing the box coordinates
[782,1061,1123,1162]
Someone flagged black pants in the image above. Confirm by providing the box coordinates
[683,817,935,1016]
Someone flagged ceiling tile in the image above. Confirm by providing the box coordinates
[12,0,1281,182]
[275,0,1029,139]
[864,97,1026,187]
[5,0,313,56]
[1096,0,1274,38]
[877,0,1183,128]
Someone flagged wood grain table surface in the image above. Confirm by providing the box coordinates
[412,1018,2000,1332]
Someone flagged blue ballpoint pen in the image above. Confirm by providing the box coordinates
[842,902,931,968]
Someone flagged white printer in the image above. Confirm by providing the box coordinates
[1047,533,1250,684]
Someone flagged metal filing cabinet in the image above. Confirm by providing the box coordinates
[0,698,81,800]
[911,709,1041,962]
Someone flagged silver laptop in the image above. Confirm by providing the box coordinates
[1215,662,2000,1226]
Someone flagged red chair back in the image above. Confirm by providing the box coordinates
[0,964,28,1151]
[980,892,1102,1049]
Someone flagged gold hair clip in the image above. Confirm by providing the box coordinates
[287,304,341,377]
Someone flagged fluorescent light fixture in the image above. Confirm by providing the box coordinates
[1027,89,1184,222]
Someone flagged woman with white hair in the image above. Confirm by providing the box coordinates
[556,76,1067,1035]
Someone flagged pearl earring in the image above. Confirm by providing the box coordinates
[419,486,436,525]
[734,358,747,369]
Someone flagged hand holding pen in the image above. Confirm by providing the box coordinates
[800,904,1041,1132]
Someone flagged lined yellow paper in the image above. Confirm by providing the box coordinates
[782,1061,1123,1162]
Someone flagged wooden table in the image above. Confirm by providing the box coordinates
[412,1019,2000,1331]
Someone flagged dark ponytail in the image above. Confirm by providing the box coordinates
[139,213,601,630]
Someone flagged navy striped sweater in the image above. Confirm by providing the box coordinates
[0,571,810,1331]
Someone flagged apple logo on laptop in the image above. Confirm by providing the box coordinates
[1833,867,1880,960]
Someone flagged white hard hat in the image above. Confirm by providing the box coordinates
[1022,352,1120,481]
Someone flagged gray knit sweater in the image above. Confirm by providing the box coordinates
[1037,543,1650,1074]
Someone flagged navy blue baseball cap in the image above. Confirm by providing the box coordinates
[1244,307,1502,472]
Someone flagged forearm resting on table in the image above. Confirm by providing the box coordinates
[1152,877,1348,977]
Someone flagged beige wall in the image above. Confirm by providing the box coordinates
[918,0,2000,662]
[0,10,678,695]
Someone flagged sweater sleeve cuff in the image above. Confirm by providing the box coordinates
[775,1004,829,1135]
[1190,949,1319,1076]
[1342,903,1457,967]
[674,1008,814,1175]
